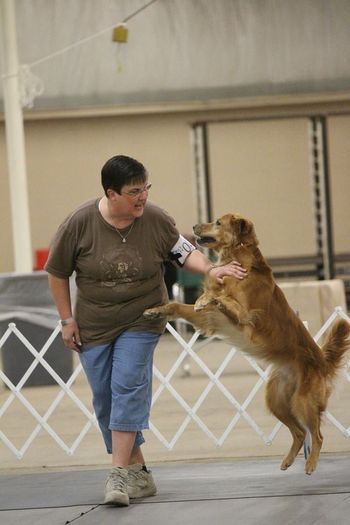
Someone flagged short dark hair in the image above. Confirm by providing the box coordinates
[101,155,147,196]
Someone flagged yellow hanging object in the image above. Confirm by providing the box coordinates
[112,24,128,43]
[112,24,128,73]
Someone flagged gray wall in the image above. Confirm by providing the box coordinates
[1,1,350,271]
[1,96,350,272]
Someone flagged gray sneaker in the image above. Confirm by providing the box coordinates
[104,467,129,506]
[127,464,157,499]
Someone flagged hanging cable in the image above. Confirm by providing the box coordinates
[28,0,159,68]
[123,0,158,23]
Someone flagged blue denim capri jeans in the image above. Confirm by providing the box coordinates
[79,331,160,454]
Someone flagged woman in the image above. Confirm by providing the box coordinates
[45,154,246,506]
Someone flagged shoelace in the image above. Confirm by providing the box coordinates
[128,469,149,487]
[109,473,126,491]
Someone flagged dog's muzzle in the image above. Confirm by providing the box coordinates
[195,235,217,246]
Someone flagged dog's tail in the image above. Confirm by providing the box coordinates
[323,318,350,379]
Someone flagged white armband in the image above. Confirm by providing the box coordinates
[169,235,196,267]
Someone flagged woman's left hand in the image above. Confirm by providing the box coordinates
[209,261,247,284]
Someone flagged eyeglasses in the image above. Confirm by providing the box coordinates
[121,183,152,199]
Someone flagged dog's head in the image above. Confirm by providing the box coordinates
[193,213,258,251]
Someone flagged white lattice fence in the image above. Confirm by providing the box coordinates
[0,307,349,459]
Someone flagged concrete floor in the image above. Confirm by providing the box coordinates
[1,455,350,524]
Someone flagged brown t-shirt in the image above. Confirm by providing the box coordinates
[45,199,180,346]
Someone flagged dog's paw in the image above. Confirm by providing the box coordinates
[305,458,317,475]
[194,297,216,311]
[143,307,165,319]
[194,302,206,312]
[280,459,292,471]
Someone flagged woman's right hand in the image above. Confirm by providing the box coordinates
[61,319,82,352]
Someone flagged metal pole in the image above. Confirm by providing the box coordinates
[320,116,335,279]
[0,0,32,272]
[309,116,335,280]
[191,123,212,223]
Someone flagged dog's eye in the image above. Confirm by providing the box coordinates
[216,220,221,226]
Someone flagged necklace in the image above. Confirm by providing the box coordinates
[114,221,135,243]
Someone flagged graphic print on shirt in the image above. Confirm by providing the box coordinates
[99,245,143,286]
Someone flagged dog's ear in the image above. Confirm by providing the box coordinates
[233,217,258,246]
[236,218,251,236]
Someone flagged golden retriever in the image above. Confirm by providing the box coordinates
[144,213,350,474]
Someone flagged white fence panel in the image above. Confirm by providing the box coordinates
[0,308,349,458]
